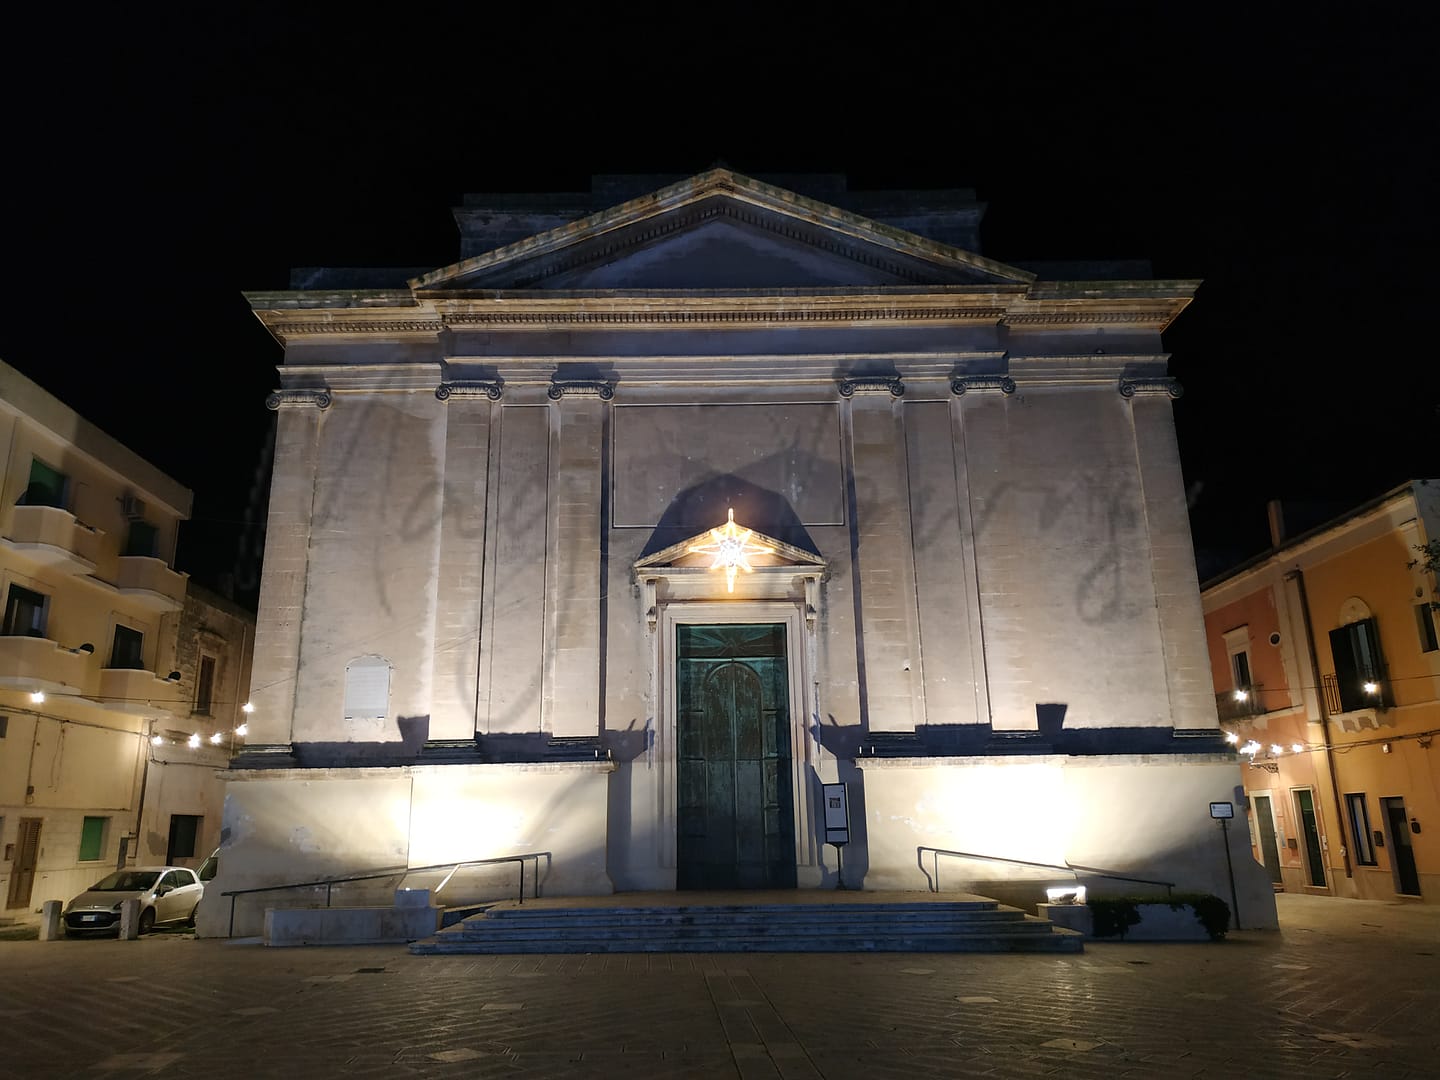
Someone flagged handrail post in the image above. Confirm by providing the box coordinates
[326,882,332,908]
[229,896,236,939]
[518,860,524,904]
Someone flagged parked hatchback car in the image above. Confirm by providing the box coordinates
[63,866,204,936]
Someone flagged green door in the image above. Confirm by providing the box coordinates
[677,624,796,889]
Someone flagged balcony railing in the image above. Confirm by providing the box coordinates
[1,505,96,575]
[1322,671,1389,715]
[1215,684,1269,723]
[115,556,187,612]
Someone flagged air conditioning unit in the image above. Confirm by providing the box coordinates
[121,493,146,520]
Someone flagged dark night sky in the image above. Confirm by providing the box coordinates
[2,6,1434,602]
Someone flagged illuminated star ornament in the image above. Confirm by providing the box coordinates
[688,509,773,593]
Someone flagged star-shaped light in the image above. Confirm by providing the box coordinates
[687,509,773,593]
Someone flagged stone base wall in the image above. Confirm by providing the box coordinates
[856,753,1279,929]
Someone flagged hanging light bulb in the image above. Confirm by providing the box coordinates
[1224,731,1240,745]
[1291,743,1304,754]
[209,732,223,745]
[30,690,45,704]
[241,701,255,714]
[234,723,248,737]
[1270,744,1284,756]
[151,734,164,746]
[187,733,201,749]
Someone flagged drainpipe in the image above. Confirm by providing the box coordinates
[1287,568,1352,880]
[127,720,155,869]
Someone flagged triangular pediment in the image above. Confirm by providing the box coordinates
[634,510,826,576]
[412,170,1034,292]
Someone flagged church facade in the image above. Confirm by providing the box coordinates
[203,171,1276,935]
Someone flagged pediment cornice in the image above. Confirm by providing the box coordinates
[409,169,1036,291]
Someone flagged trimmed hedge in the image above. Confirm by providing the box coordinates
[1088,893,1230,941]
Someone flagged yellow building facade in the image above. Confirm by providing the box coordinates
[1202,481,1440,901]
[0,363,251,921]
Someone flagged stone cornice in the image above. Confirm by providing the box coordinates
[547,380,615,400]
[435,380,503,401]
[838,376,904,397]
[951,374,1016,395]
[265,389,331,410]
[1118,377,1184,399]
[251,290,1196,339]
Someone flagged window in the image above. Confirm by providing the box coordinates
[122,521,159,558]
[1417,603,1440,654]
[166,815,200,862]
[3,584,49,638]
[1346,793,1376,866]
[110,625,146,669]
[0,715,7,738]
[18,458,69,508]
[1231,650,1252,690]
[343,655,391,721]
[194,655,216,715]
[79,816,109,862]
[1328,617,1386,712]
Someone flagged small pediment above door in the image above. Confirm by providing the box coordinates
[412,170,1033,292]
[634,509,826,625]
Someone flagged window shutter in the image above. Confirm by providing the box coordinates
[344,657,391,720]
[1329,625,1361,711]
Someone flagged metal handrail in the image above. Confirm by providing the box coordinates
[220,852,548,937]
[917,847,1174,897]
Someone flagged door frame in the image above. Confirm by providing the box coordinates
[1291,785,1330,890]
[1380,795,1421,896]
[658,601,814,879]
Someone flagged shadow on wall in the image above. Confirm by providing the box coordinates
[640,473,819,558]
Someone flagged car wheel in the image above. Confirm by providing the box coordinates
[138,907,156,936]
[185,905,199,929]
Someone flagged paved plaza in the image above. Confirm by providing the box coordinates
[1,894,1435,1078]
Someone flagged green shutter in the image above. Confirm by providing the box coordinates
[79,816,105,861]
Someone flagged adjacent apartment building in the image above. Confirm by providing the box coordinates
[0,363,253,920]
[1201,481,1440,902]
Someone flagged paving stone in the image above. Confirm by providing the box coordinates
[1,894,1436,1078]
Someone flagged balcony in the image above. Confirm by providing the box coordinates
[92,667,186,718]
[1215,685,1268,724]
[0,635,92,695]
[114,556,187,612]
[1,505,96,575]
[1322,671,1389,716]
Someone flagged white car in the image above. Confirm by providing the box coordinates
[63,866,204,936]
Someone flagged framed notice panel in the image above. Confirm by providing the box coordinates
[823,783,850,845]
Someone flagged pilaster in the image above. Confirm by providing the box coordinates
[844,380,922,733]
[544,383,608,738]
[429,383,496,741]
[248,392,327,746]
[1128,385,1217,729]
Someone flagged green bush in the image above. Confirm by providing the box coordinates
[1087,893,1230,941]
[1089,898,1141,939]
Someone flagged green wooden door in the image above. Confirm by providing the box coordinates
[677,624,796,889]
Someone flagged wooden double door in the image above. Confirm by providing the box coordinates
[676,623,796,890]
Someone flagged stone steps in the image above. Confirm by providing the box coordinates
[411,897,1082,955]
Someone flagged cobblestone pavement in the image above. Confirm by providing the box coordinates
[1,894,1435,1079]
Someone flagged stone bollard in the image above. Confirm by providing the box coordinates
[119,899,142,940]
[38,901,63,941]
